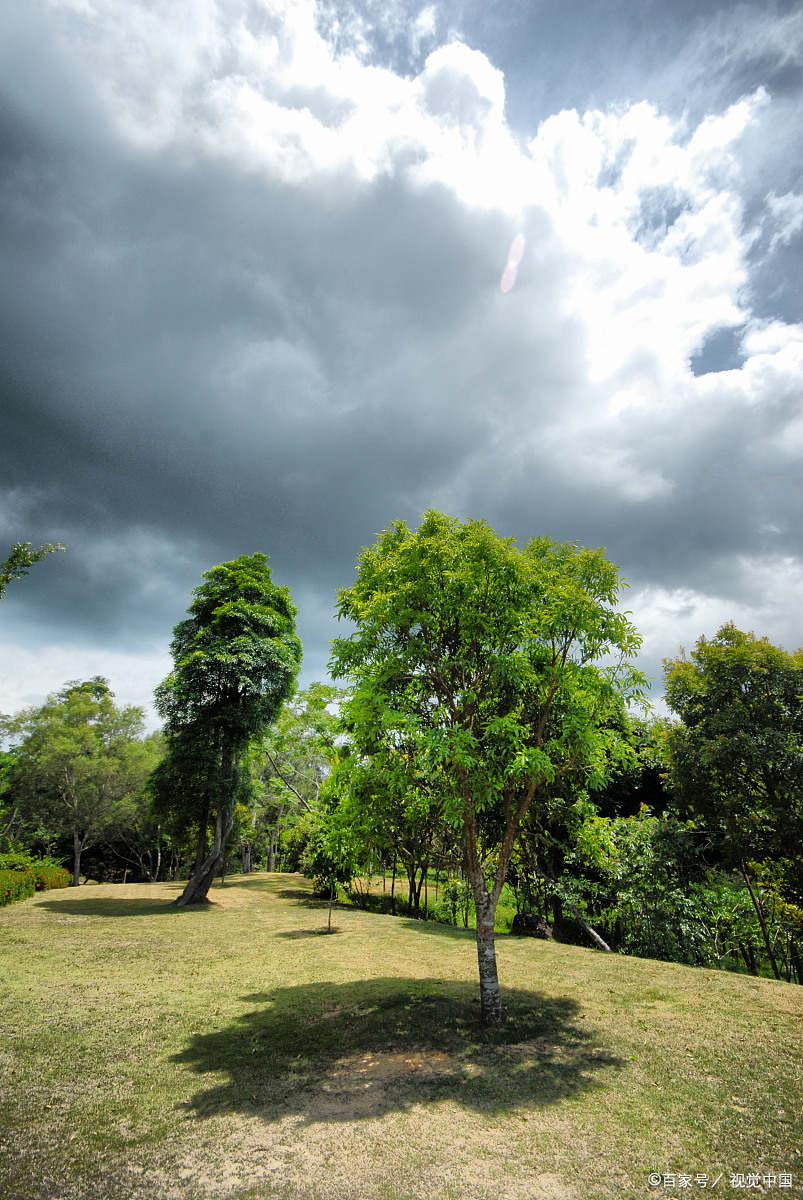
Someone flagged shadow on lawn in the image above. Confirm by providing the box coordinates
[273,887,333,907]
[172,977,622,1124]
[35,895,210,918]
[275,927,343,938]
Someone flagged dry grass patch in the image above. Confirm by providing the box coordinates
[0,873,801,1200]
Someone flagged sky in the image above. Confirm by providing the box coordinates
[1,0,802,729]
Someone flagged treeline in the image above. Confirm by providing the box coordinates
[1,517,801,1010]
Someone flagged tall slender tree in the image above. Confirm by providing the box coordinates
[330,511,645,1025]
[154,554,302,907]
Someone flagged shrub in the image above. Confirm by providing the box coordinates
[0,852,70,907]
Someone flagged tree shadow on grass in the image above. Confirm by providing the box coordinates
[396,918,478,940]
[273,887,331,907]
[172,977,622,1125]
[275,927,343,938]
[35,896,212,918]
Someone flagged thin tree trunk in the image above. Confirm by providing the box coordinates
[739,941,759,975]
[71,829,83,886]
[790,939,803,985]
[540,861,612,952]
[741,863,782,980]
[1,805,18,844]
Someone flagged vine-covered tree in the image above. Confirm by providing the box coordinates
[330,511,645,1026]
[154,554,302,907]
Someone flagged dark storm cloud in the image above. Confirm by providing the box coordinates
[0,0,801,721]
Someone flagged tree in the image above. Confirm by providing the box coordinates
[330,511,645,1025]
[323,747,446,915]
[0,542,64,600]
[1,678,150,885]
[101,732,170,881]
[256,683,342,871]
[663,623,803,979]
[154,554,302,907]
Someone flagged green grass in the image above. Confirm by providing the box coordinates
[1,873,801,1200]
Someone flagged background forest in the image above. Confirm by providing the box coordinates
[2,532,801,990]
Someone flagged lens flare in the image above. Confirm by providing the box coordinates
[500,232,525,293]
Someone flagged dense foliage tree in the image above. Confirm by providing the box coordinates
[0,678,150,884]
[154,554,302,907]
[330,511,645,1025]
[0,542,64,600]
[663,623,803,979]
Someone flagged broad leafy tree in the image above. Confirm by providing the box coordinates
[0,542,64,600]
[330,511,645,1025]
[663,623,803,979]
[154,554,302,907]
[1,678,150,885]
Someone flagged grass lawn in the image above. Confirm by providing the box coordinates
[0,873,800,1200]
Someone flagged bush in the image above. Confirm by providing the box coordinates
[0,852,71,907]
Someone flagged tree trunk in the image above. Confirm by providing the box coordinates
[549,888,612,952]
[741,863,782,980]
[174,806,232,907]
[193,815,208,877]
[739,941,758,975]
[241,842,252,873]
[462,823,503,1025]
[472,888,502,1026]
[267,828,278,872]
[790,939,803,986]
[1,805,18,844]
[71,829,83,886]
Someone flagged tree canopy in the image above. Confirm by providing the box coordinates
[329,511,645,1024]
[154,553,302,906]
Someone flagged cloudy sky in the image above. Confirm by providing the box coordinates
[1,0,802,727]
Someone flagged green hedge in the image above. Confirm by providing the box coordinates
[0,852,71,907]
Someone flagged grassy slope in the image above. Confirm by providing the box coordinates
[0,874,800,1200]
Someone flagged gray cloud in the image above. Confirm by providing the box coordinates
[1,0,801,723]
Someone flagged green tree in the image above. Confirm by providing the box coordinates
[154,554,302,907]
[102,732,170,881]
[1,678,150,885]
[330,511,645,1025]
[256,683,342,870]
[663,623,803,979]
[0,542,64,600]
